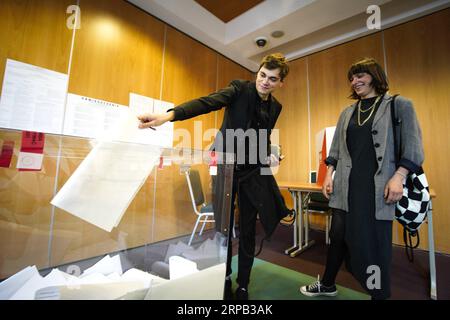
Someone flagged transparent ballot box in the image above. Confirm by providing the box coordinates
[0,129,235,300]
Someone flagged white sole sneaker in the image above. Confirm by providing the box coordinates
[300,285,338,297]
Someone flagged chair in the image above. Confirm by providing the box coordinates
[304,192,332,245]
[184,169,215,246]
[184,169,236,246]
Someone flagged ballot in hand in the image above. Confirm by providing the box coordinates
[137,111,174,130]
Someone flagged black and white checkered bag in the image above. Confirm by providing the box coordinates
[395,167,430,233]
[391,95,431,261]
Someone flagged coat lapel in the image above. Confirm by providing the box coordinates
[372,94,392,127]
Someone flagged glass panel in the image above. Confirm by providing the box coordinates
[0,129,234,300]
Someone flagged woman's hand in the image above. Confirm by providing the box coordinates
[384,172,405,204]
[137,111,174,129]
[322,167,334,199]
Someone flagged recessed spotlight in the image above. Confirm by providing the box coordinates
[271,30,284,38]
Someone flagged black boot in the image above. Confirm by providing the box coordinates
[235,287,249,300]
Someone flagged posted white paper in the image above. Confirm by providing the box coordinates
[0,59,68,134]
[62,93,129,139]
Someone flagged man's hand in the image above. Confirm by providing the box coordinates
[266,154,280,167]
[137,111,174,129]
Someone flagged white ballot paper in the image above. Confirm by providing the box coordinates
[129,92,174,148]
[51,112,161,231]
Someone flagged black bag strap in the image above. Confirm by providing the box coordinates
[403,228,420,262]
[390,94,401,164]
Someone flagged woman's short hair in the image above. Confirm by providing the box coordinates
[347,58,389,99]
[259,53,290,81]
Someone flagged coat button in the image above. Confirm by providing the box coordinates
[377,156,383,161]
[374,143,380,148]
[372,130,378,135]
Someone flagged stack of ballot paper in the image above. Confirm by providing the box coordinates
[0,254,167,300]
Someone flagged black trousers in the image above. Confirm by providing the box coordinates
[225,168,259,289]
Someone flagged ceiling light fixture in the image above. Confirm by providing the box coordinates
[271,30,284,38]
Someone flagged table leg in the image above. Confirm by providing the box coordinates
[284,190,299,255]
[427,202,437,300]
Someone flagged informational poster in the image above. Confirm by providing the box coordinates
[62,94,129,139]
[0,59,68,134]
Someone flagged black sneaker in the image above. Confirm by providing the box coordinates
[235,287,249,300]
[300,275,337,297]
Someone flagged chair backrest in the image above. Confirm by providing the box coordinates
[185,169,205,207]
[307,192,330,213]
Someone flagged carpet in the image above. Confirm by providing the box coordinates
[230,257,370,300]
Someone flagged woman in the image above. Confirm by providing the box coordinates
[300,58,424,300]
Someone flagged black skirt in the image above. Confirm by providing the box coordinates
[345,97,393,299]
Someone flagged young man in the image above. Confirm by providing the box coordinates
[138,53,290,300]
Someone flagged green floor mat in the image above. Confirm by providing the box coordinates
[230,257,370,300]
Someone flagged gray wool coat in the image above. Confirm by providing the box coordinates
[326,94,424,221]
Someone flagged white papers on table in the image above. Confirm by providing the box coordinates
[51,141,161,232]
[129,92,174,148]
[0,59,68,134]
[62,93,129,139]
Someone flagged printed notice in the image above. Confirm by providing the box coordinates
[62,94,129,139]
[0,59,68,134]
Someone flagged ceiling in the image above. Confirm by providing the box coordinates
[193,0,264,23]
[127,0,450,72]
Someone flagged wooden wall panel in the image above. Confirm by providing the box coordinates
[384,8,450,252]
[0,0,73,278]
[0,0,73,93]
[273,57,309,184]
[69,0,165,106]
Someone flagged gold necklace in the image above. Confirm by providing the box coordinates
[357,96,381,126]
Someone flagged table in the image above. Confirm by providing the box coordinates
[277,181,322,257]
[278,181,438,300]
